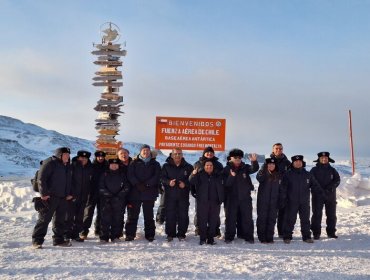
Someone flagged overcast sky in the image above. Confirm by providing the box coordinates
[1,0,369,158]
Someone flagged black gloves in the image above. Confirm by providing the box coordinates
[32,197,49,213]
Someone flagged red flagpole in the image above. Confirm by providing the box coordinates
[348,110,355,175]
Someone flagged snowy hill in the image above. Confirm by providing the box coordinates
[0,115,96,177]
[0,115,163,177]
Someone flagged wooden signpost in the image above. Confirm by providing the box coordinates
[92,22,126,158]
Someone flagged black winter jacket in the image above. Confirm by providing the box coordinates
[223,160,259,201]
[99,169,131,199]
[71,161,94,201]
[127,155,161,201]
[310,163,340,194]
[38,156,73,198]
[256,164,282,210]
[161,157,193,199]
[91,160,108,193]
[189,170,224,204]
[280,167,323,206]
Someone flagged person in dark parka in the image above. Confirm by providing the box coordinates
[280,155,323,244]
[161,147,193,241]
[155,145,166,226]
[270,143,291,238]
[65,150,94,242]
[310,152,341,239]
[223,149,259,243]
[99,158,131,242]
[189,159,224,245]
[192,146,223,237]
[32,147,73,248]
[81,150,108,238]
[125,145,161,242]
[117,147,133,237]
[256,158,282,243]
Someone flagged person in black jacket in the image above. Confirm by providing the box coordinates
[270,143,291,238]
[125,144,161,242]
[99,158,131,242]
[256,158,282,243]
[161,147,193,241]
[81,150,108,239]
[310,152,341,239]
[189,159,224,245]
[65,151,93,242]
[280,155,323,244]
[117,147,132,237]
[192,146,223,237]
[32,147,73,248]
[223,149,259,244]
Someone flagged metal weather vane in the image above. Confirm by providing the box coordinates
[92,22,127,158]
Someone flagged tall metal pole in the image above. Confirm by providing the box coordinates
[348,110,355,175]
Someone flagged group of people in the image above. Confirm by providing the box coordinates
[31,143,340,249]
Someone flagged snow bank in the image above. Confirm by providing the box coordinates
[1,168,370,279]
[337,173,370,208]
[0,179,34,214]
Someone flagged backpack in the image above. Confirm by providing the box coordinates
[31,160,43,192]
[31,170,40,192]
[31,158,53,192]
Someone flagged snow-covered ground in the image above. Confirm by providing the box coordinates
[1,160,370,279]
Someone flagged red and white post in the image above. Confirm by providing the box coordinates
[348,110,355,175]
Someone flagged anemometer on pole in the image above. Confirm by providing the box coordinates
[91,22,127,159]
